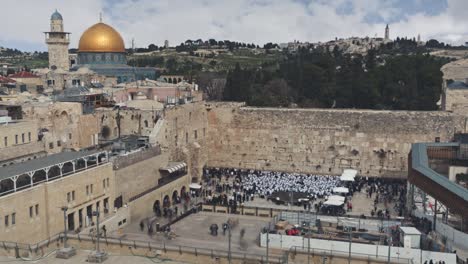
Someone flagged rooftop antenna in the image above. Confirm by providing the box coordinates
[99,12,103,23]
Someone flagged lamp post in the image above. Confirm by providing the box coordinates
[61,206,68,248]
[228,223,232,264]
[93,209,101,254]
[56,206,76,259]
[87,207,108,263]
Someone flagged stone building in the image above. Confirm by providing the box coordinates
[44,10,70,71]
[8,71,43,94]
[0,150,114,243]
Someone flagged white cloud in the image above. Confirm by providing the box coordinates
[1,0,468,51]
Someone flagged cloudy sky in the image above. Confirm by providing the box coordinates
[1,0,467,51]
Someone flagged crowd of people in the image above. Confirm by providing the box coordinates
[203,167,343,201]
[202,167,407,218]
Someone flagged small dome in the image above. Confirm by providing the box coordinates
[51,10,63,20]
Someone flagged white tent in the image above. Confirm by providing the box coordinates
[327,195,345,203]
[340,174,355,181]
[333,187,349,194]
[189,183,202,189]
[324,199,344,206]
[343,169,357,177]
[340,169,357,181]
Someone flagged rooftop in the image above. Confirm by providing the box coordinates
[8,71,39,79]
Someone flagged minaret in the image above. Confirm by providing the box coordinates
[417,34,421,42]
[45,10,70,71]
[385,24,390,41]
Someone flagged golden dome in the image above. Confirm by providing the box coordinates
[78,22,125,53]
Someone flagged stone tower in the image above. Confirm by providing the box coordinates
[385,24,390,41]
[45,10,70,71]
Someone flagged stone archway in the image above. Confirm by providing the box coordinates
[180,186,187,199]
[153,200,161,216]
[172,190,179,204]
[163,195,171,208]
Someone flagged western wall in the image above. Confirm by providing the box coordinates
[205,103,467,178]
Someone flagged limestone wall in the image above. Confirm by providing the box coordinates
[442,88,468,115]
[114,151,170,204]
[207,104,467,178]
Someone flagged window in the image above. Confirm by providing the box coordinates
[194,130,198,139]
[86,185,89,195]
[69,133,72,140]
[35,204,39,216]
[185,132,188,144]
[106,178,109,187]
[72,191,75,201]
[28,132,31,142]
[21,133,24,143]
[103,179,106,188]
[203,128,206,137]
[90,184,93,194]
[57,140,61,147]
[12,213,15,225]
[4,136,7,147]
[15,135,18,144]
[29,206,33,218]
[49,142,54,149]
[67,192,71,202]
[4,215,8,227]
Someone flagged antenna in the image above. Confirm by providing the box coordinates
[99,12,102,23]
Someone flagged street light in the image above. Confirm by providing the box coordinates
[87,207,108,263]
[61,206,68,248]
[56,206,76,259]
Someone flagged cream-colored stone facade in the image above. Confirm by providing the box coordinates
[22,102,99,152]
[0,120,38,149]
[206,103,466,178]
[0,163,114,243]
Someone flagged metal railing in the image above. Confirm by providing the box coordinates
[287,246,414,264]
[0,233,286,263]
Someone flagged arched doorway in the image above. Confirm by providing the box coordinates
[153,200,161,216]
[163,195,171,208]
[180,186,187,199]
[172,190,179,204]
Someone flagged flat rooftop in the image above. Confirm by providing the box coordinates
[0,150,103,181]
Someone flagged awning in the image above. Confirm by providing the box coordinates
[333,187,349,194]
[160,162,187,173]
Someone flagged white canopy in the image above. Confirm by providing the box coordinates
[343,169,357,177]
[189,183,202,189]
[340,169,357,181]
[324,199,344,206]
[327,195,345,202]
[333,187,349,194]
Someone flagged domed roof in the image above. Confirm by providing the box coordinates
[51,9,63,20]
[78,22,125,53]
